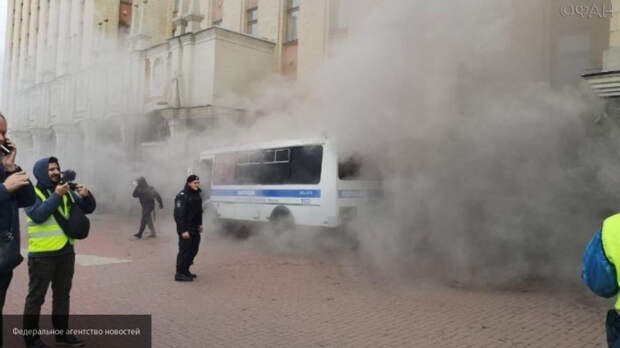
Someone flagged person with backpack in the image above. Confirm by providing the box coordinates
[132,177,163,239]
[23,157,96,348]
[583,213,620,348]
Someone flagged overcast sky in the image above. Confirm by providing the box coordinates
[0,1,7,104]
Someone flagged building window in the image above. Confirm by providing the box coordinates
[246,7,258,35]
[286,0,299,42]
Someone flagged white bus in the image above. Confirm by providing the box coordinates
[196,138,380,235]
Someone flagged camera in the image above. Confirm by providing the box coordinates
[0,142,13,156]
[60,169,79,190]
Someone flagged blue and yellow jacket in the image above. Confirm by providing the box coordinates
[24,157,96,258]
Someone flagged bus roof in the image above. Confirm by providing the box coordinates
[199,138,328,159]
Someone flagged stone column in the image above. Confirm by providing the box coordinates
[56,0,72,75]
[180,34,194,107]
[161,108,189,139]
[27,0,39,86]
[174,0,188,36]
[2,0,16,109]
[69,0,83,72]
[45,0,61,79]
[129,1,152,50]
[78,120,98,192]
[35,0,49,83]
[8,0,23,116]
[18,0,32,89]
[30,128,55,158]
[184,0,205,33]
[52,123,84,170]
[8,130,35,171]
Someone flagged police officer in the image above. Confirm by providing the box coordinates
[174,175,203,281]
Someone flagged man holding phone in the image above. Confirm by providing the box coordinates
[0,113,36,348]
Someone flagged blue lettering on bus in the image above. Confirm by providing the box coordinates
[211,189,321,198]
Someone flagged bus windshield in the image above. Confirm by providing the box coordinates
[213,145,323,185]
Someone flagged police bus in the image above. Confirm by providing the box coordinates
[195,138,380,235]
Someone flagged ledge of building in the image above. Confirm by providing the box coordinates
[583,70,620,97]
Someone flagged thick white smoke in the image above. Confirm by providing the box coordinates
[11,0,617,287]
[198,0,617,286]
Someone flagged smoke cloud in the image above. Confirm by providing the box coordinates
[12,0,619,288]
[213,0,617,287]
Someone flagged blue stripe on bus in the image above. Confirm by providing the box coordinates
[211,189,321,198]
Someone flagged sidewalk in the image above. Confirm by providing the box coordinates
[1,214,610,347]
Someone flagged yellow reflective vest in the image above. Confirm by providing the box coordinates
[26,187,75,253]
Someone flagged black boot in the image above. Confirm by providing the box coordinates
[26,337,48,348]
[175,273,193,281]
[185,268,197,278]
[55,334,85,347]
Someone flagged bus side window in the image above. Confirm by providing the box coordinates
[289,146,323,184]
[261,148,290,185]
[339,155,382,181]
[214,153,239,185]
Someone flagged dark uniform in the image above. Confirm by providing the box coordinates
[174,176,203,281]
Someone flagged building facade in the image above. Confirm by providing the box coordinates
[583,0,620,121]
[1,0,354,207]
[2,0,609,209]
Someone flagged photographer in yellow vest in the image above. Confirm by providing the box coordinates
[22,157,95,348]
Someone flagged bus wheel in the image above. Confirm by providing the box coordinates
[270,207,294,234]
[235,225,250,239]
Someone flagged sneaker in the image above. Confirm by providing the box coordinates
[26,338,48,348]
[55,334,85,347]
[185,271,197,278]
[147,233,156,238]
[133,233,142,239]
[175,273,193,281]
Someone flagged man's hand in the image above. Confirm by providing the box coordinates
[182,231,190,240]
[199,225,204,233]
[3,171,29,193]
[55,183,70,197]
[75,184,89,198]
[1,139,17,172]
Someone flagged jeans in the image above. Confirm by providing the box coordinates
[23,253,75,344]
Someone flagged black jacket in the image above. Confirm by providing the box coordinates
[174,184,202,235]
[0,165,36,272]
[132,179,163,210]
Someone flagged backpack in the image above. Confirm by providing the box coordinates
[582,228,619,298]
[39,188,91,240]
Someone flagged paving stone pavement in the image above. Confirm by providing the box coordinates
[1,214,612,347]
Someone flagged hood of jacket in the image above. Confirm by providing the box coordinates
[33,157,56,189]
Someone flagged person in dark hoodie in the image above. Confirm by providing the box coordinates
[0,113,36,348]
[132,177,163,239]
[23,157,96,348]
[173,175,203,282]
